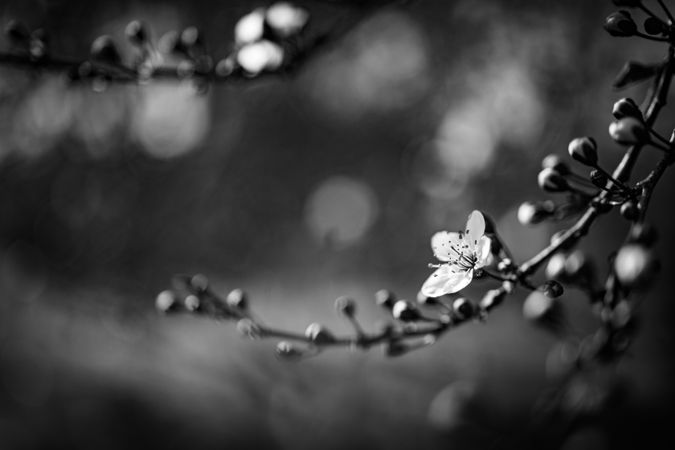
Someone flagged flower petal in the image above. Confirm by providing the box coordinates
[421,265,474,297]
[473,235,492,269]
[431,231,464,262]
[465,210,486,250]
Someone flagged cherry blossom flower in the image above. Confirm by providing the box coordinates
[421,210,491,297]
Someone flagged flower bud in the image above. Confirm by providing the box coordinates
[215,57,236,77]
[226,288,248,310]
[29,29,47,59]
[155,290,178,313]
[541,154,571,175]
[612,98,642,120]
[517,201,552,226]
[237,318,263,339]
[523,290,559,323]
[538,167,570,193]
[568,137,598,167]
[305,323,336,345]
[392,300,420,322]
[644,16,668,35]
[235,8,266,45]
[629,222,658,246]
[541,280,564,298]
[452,298,475,320]
[546,252,568,280]
[275,341,303,360]
[181,26,202,49]
[190,273,209,293]
[184,294,200,312]
[335,296,356,317]
[90,35,122,65]
[479,289,506,312]
[496,258,513,272]
[620,200,639,221]
[564,249,594,281]
[265,2,309,38]
[375,289,396,309]
[614,244,658,288]
[158,30,182,55]
[589,169,608,188]
[604,11,637,37]
[609,117,648,145]
[236,40,284,75]
[125,20,148,46]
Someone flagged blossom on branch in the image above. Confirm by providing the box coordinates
[421,211,491,298]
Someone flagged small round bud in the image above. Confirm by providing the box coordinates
[236,40,284,74]
[335,296,356,317]
[155,290,178,313]
[215,57,236,77]
[541,280,564,298]
[609,117,648,145]
[125,20,148,46]
[612,97,642,120]
[568,137,598,167]
[190,273,209,293]
[237,318,262,339]
[546,252,568,281]
[620,201,639,221]
[604,11,637,37]
[523,291,559,323]
[158,30,181,54]
[265,2,309,38]
[479,289,506,312]
[375,289,396,309]
[90,35,121,65]
[226,288,248,310]
[184,294,200,312]
[235,8,266,45]
[644,17,668,35]
[181,26,202,48]
[517,201,552,226]
[177,60,196,79]
[629,222,658,246]
[541,154,571,175]
[614,244,658,288]
[589,169,608,188]
[392,300,420,322]
[304,323,336,345]
[275,341,303,360]
[496,258,513,272]
[564,249,594,281]
[452,298,475,320]
[538,167,570,193]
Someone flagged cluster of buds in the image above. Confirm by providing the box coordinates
[1,2,316,93]
[604,1,673,41]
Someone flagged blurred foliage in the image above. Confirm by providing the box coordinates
[0,0,674,449]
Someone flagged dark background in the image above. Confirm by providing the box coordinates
[0,0,673,449]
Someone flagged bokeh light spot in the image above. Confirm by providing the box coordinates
[132,83,211,159]
[305,176,379,247]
